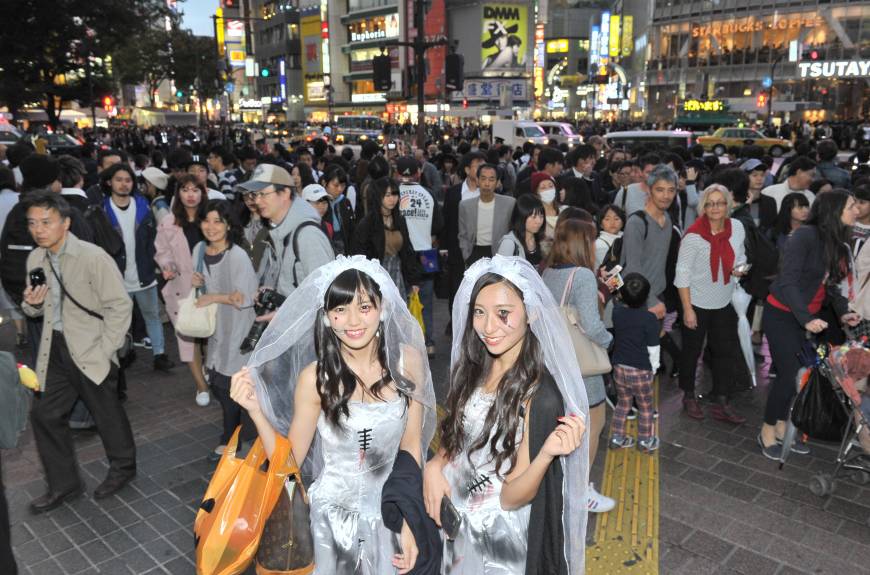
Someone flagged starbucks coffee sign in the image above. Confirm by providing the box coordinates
[798,60,870,79]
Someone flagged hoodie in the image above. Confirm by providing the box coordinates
[264,197,335,296]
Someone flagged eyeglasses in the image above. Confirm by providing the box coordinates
[705,201,728,208]
[246,189,278,201]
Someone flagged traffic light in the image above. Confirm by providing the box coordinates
[260,67,270,78]
[176,89,184,98]
[445,53,464,91]
[373,54,392,92]
[102,96,113,109]
[802,47,821,61]
[223,0,236,7]
[462,98,468,109]
[756,91,767,108]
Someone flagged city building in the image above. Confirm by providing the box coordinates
[644,0,870,124]
[445,0,535,120]
[248,0,305,121]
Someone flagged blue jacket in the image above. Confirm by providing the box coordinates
[816,161,851,189]
[103,194,158,288]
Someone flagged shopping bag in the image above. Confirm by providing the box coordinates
[409,291,425,336]
[255,439,314,575]
[790,367,849,442]
[194,428,293,575]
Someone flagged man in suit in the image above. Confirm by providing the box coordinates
[458,163,516,266]
[444,151,486,313]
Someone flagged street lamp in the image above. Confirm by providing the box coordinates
[767,52,785,131]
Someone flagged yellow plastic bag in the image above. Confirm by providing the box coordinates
[194,428,293,575]
[409,291,425,336]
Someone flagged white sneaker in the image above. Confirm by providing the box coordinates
[196,391,211,407]
[586,482,616,513]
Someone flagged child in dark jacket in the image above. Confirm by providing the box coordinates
[610,273,661,452]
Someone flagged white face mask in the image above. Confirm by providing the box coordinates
[539,188,556,204]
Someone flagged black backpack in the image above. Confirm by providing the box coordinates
[744,225,779,299]
[83,204,123,257]
[0,203,34,306]
[279,220,329,289]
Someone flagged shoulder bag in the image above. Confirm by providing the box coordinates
[560,267,611,377]
[176,244,217,338]
[46,259,133,361]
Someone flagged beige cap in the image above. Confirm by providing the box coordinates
[237,163,293,192]
[141,167,169,191]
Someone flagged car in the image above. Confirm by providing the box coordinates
[32,132,82,155]
[0,124,23,146]
[604,130,696,150]
[537,122,582,147]
[697,128,792,157]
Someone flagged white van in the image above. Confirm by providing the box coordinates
[537,122,582,147]
[492,120,548,148]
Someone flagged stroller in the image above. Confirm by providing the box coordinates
[798,342,870,517]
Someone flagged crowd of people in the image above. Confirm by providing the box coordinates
[1,121,870,574]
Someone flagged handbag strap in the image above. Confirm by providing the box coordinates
[560,267,579,307]
[47,258,104,321]
[195,243,207,296]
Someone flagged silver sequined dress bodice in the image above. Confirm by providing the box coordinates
[441,389,531,575]
[308,396,408,574]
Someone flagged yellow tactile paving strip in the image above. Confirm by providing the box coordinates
[586,381,660,574]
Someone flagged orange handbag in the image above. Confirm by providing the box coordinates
[194,428,293,575]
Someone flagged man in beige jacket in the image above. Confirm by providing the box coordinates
[20,192,136,513]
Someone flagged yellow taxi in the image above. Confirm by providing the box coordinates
[697,128,792,157]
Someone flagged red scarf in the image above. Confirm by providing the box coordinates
[686,215,734,283]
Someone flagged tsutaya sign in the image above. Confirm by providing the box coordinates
[798,60,870,79]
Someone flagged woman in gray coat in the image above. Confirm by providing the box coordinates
[542,218,615,514]
[191,200,259,459]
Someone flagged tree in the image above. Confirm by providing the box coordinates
[171,31,222,103]
[112,25,175,107]
[0,0,171,128]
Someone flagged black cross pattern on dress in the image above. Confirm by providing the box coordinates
[467,473,493,495]
[358,428,373,451]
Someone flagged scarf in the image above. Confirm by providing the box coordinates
[686,214,734,283]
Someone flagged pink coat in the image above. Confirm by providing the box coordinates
[154,213,196,362]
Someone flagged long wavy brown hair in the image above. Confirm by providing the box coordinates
[439,273,544,477]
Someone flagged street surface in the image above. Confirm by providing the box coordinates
[2,301,870,574]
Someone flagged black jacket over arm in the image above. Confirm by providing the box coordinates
[381,450,442,575]
[351,212,422,288]
[526,372,568,575]
[768,225,849,326]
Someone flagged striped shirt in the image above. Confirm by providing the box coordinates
[674,219,746,310]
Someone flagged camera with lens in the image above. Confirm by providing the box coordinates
[239,288,286,354]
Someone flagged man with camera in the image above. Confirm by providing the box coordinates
[240,163,334,328]
[20,192,136,512]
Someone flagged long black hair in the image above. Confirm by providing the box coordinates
[807,189,853,284]
[314,268,402,428]
[368,176,401,222]
[440,273,544,477]
[510,194,545,250]
[291,162,316,190]
[774,192,810,239]
[200,199,243,248]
